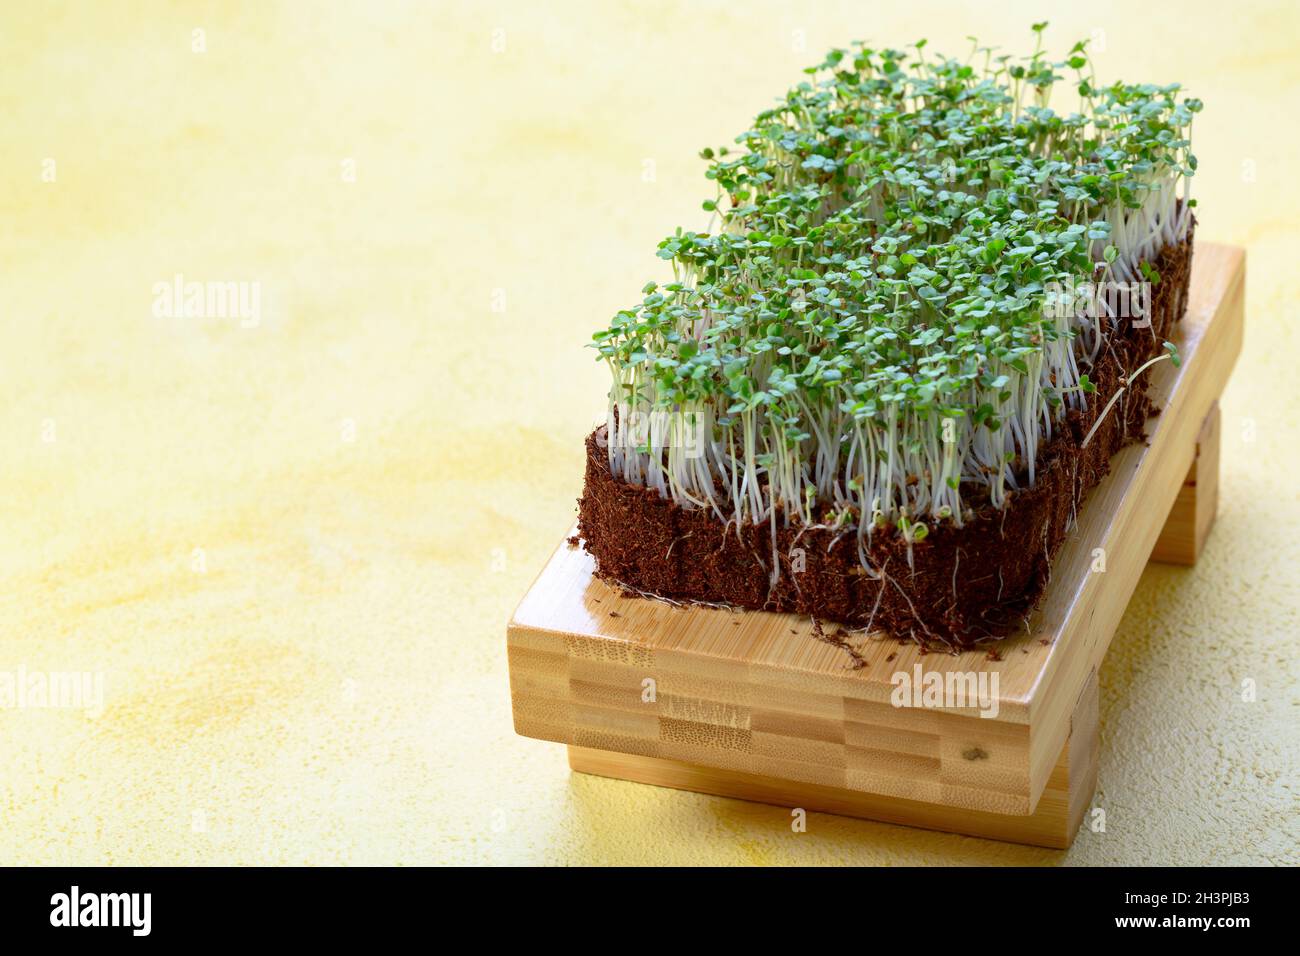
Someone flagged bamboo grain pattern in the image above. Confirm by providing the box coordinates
[509,244,1244,817]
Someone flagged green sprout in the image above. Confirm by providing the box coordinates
[590,25,1199,570]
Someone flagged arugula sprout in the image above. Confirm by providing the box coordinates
[592,25,1199,563]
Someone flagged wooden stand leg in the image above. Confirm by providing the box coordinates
[1151,401,1220,565]
[568,671,1100,850]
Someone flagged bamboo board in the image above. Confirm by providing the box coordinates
[508,243,1244,845]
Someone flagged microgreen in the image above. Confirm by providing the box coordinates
[591,25,1199,563]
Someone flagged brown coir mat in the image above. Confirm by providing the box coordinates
[578,231,1195,648]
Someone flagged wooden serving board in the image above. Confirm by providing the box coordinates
[508,243,1244,848]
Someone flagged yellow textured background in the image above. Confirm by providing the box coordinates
[1,1,1296,865]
